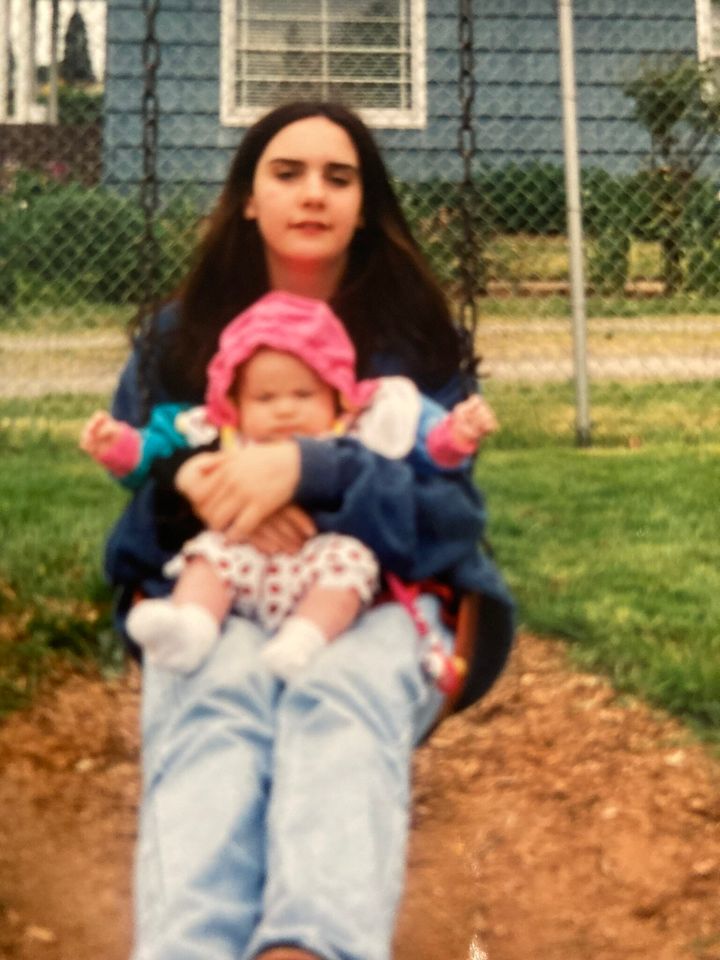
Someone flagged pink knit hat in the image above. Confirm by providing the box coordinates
[205,291,377,427]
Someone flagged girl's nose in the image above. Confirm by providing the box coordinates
[301,171,325,205]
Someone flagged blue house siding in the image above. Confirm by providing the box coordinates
[103,0,704,198]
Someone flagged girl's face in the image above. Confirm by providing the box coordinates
[234,348,337,442]
[244,116,363,288]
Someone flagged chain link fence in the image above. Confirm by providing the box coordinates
[1,1,719,444]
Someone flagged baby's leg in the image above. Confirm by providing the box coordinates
[127,536,239,673]
[173,555,233,620]
[295,583,363,639]
[261,535,379,681]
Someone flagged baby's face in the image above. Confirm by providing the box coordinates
[234,348,337,441]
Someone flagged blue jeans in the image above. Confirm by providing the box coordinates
[132,596,450,960]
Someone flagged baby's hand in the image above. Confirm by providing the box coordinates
[450,395,498,448]
[80,410,126,459]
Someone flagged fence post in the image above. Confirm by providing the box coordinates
[557,0,591,446]
[14,0,33,122]
[0,0,8,122]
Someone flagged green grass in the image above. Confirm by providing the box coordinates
[1,385,719,746]
[0,282,133,333]
[483,380,720,449]
[480,379,720,741]
[0,396,126,713]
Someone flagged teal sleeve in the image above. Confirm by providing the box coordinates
[119,402,192,490]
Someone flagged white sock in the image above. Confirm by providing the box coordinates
[126,599,220,673]
[261,616,327,681]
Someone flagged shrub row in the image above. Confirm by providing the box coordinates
[398,164,720,240]
[0,174,200,311]
[398,163,720,295]
[4,163,720,312]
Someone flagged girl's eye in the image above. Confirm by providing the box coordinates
[295,390,313,399]
[328,175,350,187]
[275,168,297,181]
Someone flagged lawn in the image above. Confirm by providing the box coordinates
[482,379,720,739]
[0,395,126,712]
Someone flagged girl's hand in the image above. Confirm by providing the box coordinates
[79,410,126,459]
[248,505,316,555]
[175,441,301,543]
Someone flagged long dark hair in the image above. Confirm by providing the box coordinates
[162,101,476,396]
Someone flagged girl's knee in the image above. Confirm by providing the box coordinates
[280,607,427,742]
[142,617,273,739]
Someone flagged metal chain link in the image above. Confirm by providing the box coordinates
[138,0,161,420]
[457,0,483,337]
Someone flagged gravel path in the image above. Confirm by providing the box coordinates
[2,323,719,395]
[1,635,718,960]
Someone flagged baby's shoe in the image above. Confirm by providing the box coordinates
[261,616,327,681]
[126,599,220,673]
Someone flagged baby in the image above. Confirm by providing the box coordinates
[81,292,497,683]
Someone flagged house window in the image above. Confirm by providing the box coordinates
[220,0,426,128]
[696,0,720,60]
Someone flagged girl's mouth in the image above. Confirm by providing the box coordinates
[292,221,329,233]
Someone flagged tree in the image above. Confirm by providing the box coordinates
[623,56,720,293]
[60,9,94,85]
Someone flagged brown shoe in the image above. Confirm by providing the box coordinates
[253,949,322,960]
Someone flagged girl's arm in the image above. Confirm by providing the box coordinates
[110,340,145,427]
[421,394,498,470]
[295,435,485,581]
[176,435,485,583]
[175,442,302,539]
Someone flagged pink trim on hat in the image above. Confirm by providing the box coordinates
[205,292,377,427]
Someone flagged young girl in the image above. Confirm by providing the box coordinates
[83,291,497,683]
[104,101,514,960]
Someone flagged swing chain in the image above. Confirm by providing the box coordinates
[458,0,476,173]
[138,0,161,420]
[457,0,483,337]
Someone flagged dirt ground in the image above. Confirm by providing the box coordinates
[0,632,718,960]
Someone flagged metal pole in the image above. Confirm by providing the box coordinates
[457,0,482,337]
[557,0,591,446]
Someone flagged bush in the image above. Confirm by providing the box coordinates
[58,85,103,125]
[397,164,568,241]
[682,178,720,239]
[682,179,720,295]
[685,242,720,296]
[35,83,104,125]
[588,227,630,295]
[0,261,17,309]
[399,163,662,242]
[396,179,462,287]
[478,163,567,234]
[0,181,200,310]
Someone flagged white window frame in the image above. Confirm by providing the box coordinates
[696,0,720,60]
[220,0,427,129]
